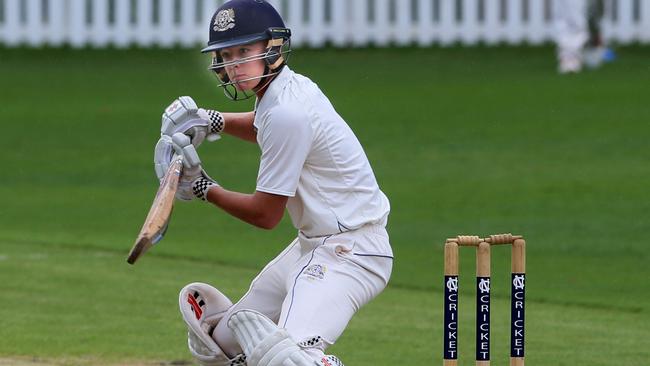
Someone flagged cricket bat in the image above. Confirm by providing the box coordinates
[127,156,184,264]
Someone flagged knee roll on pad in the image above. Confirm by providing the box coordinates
[179,282,245,366]
[227,310,345,366]
[227,310,313,366]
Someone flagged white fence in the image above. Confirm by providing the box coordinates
[0,0,648,48]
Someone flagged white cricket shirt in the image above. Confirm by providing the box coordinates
[254,67,390,237]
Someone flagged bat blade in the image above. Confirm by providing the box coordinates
[127,156,183,264]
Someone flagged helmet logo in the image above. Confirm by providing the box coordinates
[213,9,235,32]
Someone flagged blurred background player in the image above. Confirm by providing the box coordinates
[583,0,617,68]
[154,1,393,365]
[554,0,615,73]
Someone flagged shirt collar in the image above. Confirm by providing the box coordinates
[256,66,293,111]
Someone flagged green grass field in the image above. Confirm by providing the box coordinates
[0,45,649,365]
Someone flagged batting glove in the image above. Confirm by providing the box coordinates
[161,96,225,147]
[171,133,219,201]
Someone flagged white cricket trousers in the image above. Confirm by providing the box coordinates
[554,0,588,59]
[212,224,393,358]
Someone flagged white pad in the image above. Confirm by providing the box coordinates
[227,310,318,366]
[179,283,245,366]
[318,356,344,366]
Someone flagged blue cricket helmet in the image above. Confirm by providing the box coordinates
[201,0,290,53]
[202,0,292,100]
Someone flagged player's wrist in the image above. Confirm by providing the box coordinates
[205,109,225,136]
[192,175,219,201]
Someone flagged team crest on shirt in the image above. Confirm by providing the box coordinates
[213,9,236,32]
[303,264,326,280]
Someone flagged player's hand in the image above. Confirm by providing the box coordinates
[171,133,219,201]
[161,96,225,147]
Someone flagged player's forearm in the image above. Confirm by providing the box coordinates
[205,186,282,230]
[221,111,257,143]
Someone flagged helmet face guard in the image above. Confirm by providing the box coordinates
[207,29,291,101]
[201,0,291,101]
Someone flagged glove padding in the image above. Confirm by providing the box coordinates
[153,133,202,183]
[161,96,225,147]
[171,133,219,201]
[155,97,225,181]
[154,135,174,181]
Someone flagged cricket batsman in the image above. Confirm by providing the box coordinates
[153,1,393,365]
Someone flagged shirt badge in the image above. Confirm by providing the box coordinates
[303,264,326,280]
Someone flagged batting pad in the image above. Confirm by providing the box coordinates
[179,283,245,366]
[227,310,318,366]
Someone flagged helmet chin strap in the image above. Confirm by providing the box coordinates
[252,66,278,96]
